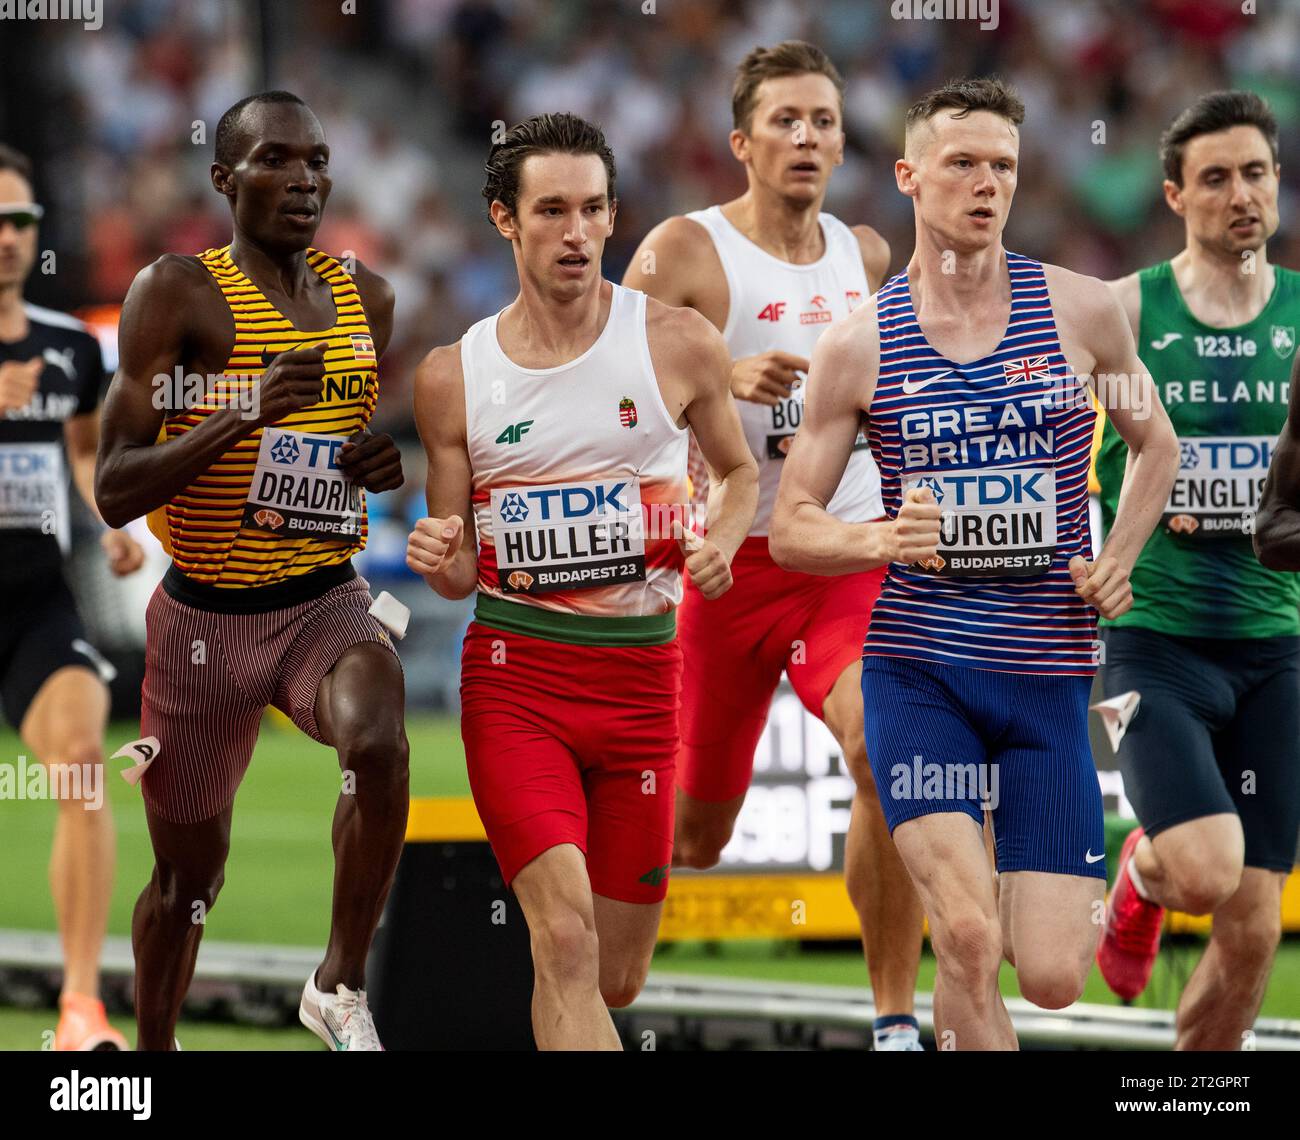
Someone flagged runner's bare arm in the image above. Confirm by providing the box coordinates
[63,410,103,522]
[624,217,799,404]
[851,224,892,293]
[408,343,479,599]
[1105,272,1142,340]
[622,215,728,328]
[1065,272,1179,613]
[66,409,146,575]
[1254,351,1300,568]
[648,303,756,574]
[770,311,936,573]
[94,255,326,527]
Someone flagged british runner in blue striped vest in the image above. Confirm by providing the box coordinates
[769,78,1180,1049]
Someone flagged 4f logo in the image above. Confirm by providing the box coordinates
[638,863,670,887]
[757,302,786,322]
[496,420,534,445]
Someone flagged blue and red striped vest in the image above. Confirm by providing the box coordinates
[866,252,1097,675]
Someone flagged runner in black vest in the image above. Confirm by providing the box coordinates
[0,142,144,1050]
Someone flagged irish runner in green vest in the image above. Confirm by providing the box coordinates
[1094,92,1299,1048]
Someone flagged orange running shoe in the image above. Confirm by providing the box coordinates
[55,992,129,1051]
[1097,827,1166,1001]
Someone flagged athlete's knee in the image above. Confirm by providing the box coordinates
[41,736,106,809]
[337,721,409,784]
[600,962,649,1009]
[673,813,731,869]
[674,831,727,870]
[155,861,226,922]
[531,908,600,988]
[1016,961,1087,1010]
[1166,861,1242,916]
[932,908,1002,981]
[1214,910,1282,975]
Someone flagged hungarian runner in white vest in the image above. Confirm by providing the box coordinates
[407,111,757,1049]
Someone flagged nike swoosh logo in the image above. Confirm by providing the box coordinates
[1150,333,1182,350]
[1085,850,1105,863]
[901,370,956,395]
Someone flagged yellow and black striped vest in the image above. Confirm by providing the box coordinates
[150,246,379,587]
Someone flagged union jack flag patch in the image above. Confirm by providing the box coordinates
[1002,355,1052,386]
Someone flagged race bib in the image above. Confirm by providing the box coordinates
[1164,435,1273,540]
[492,477,646,595]
[766,390,804,459]
[905,466,1057,577]
[764,380,868,459]
[243,428,363,542]
[0,442,69,552]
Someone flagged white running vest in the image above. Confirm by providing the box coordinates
[462,283,690,618]
[684,205,884,534]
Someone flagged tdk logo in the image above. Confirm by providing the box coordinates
[0,449,53,476]
[269,433,345,469]
[913,476,945,504]
[499,482,630,524]
[500,492,529,524]
[270,435,301,464]
[1182,440,1273,470]
[944,472,1046,506]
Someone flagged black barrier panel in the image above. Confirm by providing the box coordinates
[368,840,535,1050]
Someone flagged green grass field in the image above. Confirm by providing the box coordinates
[2,714,1298,1050]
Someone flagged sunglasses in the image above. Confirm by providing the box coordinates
[0,204,44,231]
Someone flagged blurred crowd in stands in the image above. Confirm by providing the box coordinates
[7,0,1300,513]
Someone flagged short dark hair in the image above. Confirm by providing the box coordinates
[482,112,617,225]
[731,40,845,134]
[905,76,1025,148]
[214,90,308,167]
[1160,91,1279,186]
[0,142,34,185]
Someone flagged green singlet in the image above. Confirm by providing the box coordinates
[1095,260,1300,637]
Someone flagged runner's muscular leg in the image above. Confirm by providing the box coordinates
[1136,814,1244,916]
[132,803,232,1050]
[822,660,924,1019]
[673,787,745,869]
[512,843,621,1050]
[312,641,409,991]
[592,893,662,1009]
[998,870,1103,1010]
[893,812,1015,1050]
[1174,866,1286,1050]
[20,665,113,1000]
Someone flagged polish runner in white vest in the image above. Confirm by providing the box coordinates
[623,41,926,1050]
[407,113,757,1050]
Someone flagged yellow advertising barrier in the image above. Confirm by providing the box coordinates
[405,797,1300,939]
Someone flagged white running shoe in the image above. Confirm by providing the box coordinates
[874,1026,924,1051]
[299,970,383,1051]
